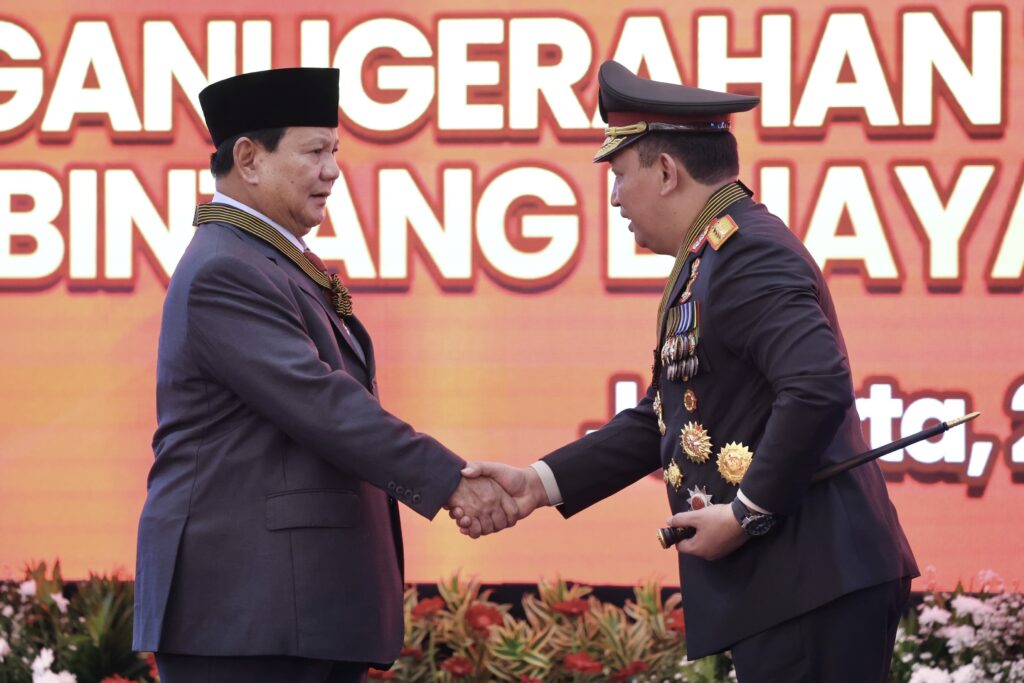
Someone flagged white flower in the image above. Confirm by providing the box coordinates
[951,595,994,624]
[31,648,55,674]
[33,672,77,683]
[909,666,954,683]
[951,663,985,683]
[48,593,69,614]
[19,580,37,599]
[940,624,978,653]
[0,636,10,662]
[1,605,13,617]
[919,606,952,626]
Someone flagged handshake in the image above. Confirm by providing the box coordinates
[443,462,549,539]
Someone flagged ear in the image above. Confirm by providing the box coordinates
[657,152,680,196]
[233,137,261,185]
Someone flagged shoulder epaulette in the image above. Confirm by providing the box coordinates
[706,215,739,250]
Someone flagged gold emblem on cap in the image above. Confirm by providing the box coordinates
[717,441,753,485]
[680,422,712,464]
[653,391,666,436]
[663,459,684,491]
[683,389,697,412]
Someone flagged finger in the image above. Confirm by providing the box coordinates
[499,492,520,523]
[667,511,696,528]
[457,515,473,528]
[461,463,481,478]
[478,512,495,535]
[489,510,506,532]
[468,518,482,539]
[450,506,465,519]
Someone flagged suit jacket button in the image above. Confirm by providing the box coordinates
[395,485,405,496]
[412,494,421,504]
[387,481,396,491]
[403,490,413,499]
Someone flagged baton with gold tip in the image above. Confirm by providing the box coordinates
[657,412,980,549]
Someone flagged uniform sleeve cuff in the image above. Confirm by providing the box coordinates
[529,461,563,507]
[737,489,772,514]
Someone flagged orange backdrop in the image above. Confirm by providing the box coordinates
[1,0,1022,591]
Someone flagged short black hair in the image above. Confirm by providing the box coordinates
[633,131,739,185]
[209,127,287,178]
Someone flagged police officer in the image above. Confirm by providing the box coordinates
[458,61,918,682]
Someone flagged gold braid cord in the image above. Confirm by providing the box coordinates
[193,203,353,318]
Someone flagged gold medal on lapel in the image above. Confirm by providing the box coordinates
[653,391,666,436]
[717,442,754,485]
[663,459,684,491]
[680,422,712,463]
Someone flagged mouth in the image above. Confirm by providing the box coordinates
[311,192,331,202]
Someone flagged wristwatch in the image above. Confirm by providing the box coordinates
[731,497,777,536]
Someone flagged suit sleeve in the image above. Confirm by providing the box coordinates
[185,252,464,519]
[541,385,662,517]
[709,232,853,515]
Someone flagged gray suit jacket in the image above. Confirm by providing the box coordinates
[133,220,464,665]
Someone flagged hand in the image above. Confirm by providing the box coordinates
[451,462,549,538]
[667,503,748,561]
[445,475,519,539]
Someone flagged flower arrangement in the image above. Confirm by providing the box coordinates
[2,563,1021,682]
[891,570,1024,683]
[0,562,154,683]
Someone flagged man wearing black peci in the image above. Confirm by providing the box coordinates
[457,61,919,682]
[132,67,517,683]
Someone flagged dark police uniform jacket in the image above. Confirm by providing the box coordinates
[543,183,918,658]
[133,215,464,665]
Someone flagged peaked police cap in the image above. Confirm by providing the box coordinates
[593,61,760,162]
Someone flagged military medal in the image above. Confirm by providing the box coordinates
[686,485,713,510]
[717,442,754,484]
[677,258,701,304]
[663,459,684,491]
[683,389,697,412]
[680,422,712,463]
[653,391,666,436]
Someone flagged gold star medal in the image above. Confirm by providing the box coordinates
[653,391,666,436]
[680,422,712,463]
[663,459,684,491]
[717,442,754,485]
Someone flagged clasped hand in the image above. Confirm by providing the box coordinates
[444,462,548,539]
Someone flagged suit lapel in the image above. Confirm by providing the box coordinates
[223,223,371,371]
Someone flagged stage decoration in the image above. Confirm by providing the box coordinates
[2,563,1020,682]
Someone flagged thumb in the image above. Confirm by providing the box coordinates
[462,461,498,479]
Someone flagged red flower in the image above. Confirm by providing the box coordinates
[519,676,543,683]
[368,669,395,680]
[400,646,423,661]
[411,596,445,619]
[466,603,503,632]
[611,660,649,681]
[440,655,474,678]
[563,651,603,675]
[666,608,686,634]
[101,677,135,683]
[551,598,589,616]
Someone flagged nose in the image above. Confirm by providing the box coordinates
[323,153,341,183]
[610,179,620,207]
